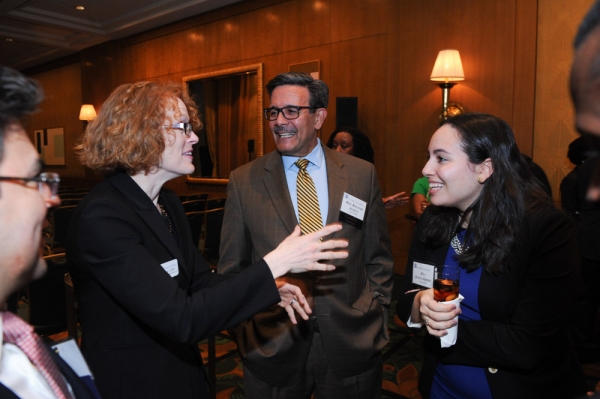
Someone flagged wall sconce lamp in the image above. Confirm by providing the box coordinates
[79,104,97,121]
[430,49,465,121]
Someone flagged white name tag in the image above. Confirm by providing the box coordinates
[161,259,179,277]
[339,192,367,229]
[412,261,435,288]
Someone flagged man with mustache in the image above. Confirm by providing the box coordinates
[218,72,394,398]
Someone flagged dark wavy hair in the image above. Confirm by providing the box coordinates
[0,66,43,164]
[418,113,551,274]
[266,72,329,110]
[326,127,375,163]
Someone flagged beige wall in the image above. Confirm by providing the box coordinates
[534,0,593,202]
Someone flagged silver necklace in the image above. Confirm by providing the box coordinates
[450,234,463,255]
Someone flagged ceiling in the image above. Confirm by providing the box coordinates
[1,0,244,71]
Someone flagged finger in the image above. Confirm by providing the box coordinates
[306,263,336,272]
[295,291,308,309]
[285,305,298,324]
[301,299,312,315]
[309,223,343,240]
[293,301,310,321]
[317,238,349,250]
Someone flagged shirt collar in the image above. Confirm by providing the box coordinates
[282,138,324,171]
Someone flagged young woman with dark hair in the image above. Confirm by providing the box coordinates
[396,113,586,398]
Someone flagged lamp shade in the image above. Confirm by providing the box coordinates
[430,50,465,82]
[79,104,97,121]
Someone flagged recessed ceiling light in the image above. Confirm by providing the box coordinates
[5,38,13,42]
[75,5,85,11]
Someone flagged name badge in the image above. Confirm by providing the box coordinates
[412,261,435,288]
[51,337,102,399]
[161,259,179,277]
[339,192,367,229]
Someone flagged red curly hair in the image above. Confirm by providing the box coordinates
[76,81,201,176]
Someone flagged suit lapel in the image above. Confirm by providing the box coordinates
[323,146,349,225]
[262,152,299,234]
[108,174,188,279]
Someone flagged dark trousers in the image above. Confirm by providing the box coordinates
[573,257,600,363]
[243,332,382,399]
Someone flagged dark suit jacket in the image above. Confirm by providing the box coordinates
[218,145,394,386]
[0,347,99,399]
[396,205,587,399]
[65,173,281,399]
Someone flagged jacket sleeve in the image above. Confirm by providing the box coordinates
[217,170,254,275]
[364,163,395,306]
[71,193,279,345]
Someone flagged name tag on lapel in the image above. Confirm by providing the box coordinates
[339,192,366,229]
[161,259,179,277]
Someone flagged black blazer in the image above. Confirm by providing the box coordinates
[66,173,280,399]
[396,205,587,399]
[0,348,99,399]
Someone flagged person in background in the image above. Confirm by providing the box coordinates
[65,81,349,399]
[327,126,409,209]
[0,66,98,398]
[570,0,600,201]
[396,113,586,398]
[561,136,592,221]
[219,72,394,399]
[411,176,430,219]
[522,154,552,199]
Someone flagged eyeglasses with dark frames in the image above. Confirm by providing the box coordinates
[162,122,194,137]
[264,106,314,121]
[0,172,60,199]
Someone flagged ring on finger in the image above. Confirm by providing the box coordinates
[290,299,297,305]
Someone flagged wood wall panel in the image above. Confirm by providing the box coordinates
[29,0,543,271]
[280,1,331,52]
[120,42,150,82]
[204,16,243,66]
[330,0,389,43]
[29,63,85,179]
[238,6,282,60]
[329,35,387,161]
[179,26,207,74]
[511,0,538,156]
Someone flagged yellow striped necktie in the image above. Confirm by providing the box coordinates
[295,159,323,235]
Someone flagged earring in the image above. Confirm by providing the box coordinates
[477,176,483,183]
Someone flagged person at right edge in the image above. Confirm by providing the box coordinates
[396,113,586,398]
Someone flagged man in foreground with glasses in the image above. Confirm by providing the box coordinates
[219,72,394,398]
[0,66,100,398]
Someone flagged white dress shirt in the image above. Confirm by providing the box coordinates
[0,316,74,398]
[281,139,329,226]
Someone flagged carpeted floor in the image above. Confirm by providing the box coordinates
[196,273,425,399]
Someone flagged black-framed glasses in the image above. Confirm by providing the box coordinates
[264,106,314,121]
[0,172,60,199]
[162,122,193,137]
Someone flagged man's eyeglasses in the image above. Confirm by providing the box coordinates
[0,172,60,199]
[162,122,193,137]
[264,106,314,121]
